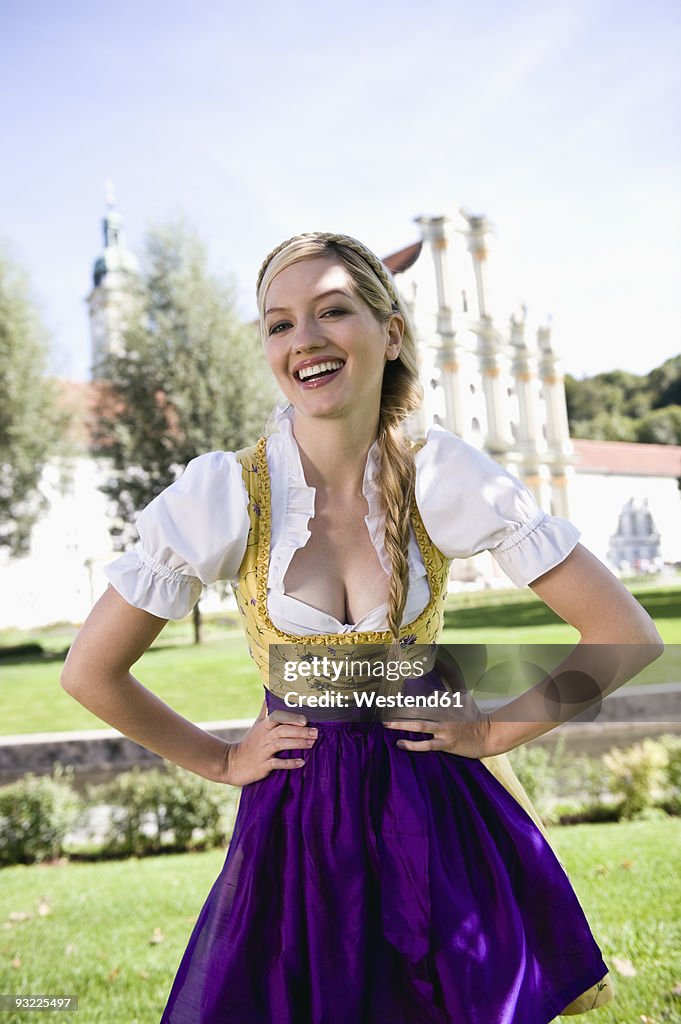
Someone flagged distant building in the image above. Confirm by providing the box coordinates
[1,205,679,628]
[385,212,681,587]
[86,187,139,373]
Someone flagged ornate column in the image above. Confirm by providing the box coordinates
[460,210,513,454]
[414,215,467,437]
[510,308,543,454]
[537,323,575,518]
[401,279,429,438]
[509,309,552,506]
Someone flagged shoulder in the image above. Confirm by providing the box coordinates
[413,423,520,501]
[102,448,252,619]
[135,448,251,557]
[144,449,249,509]
[411,423,581,586]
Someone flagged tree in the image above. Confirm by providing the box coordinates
[565,361,680,442]
[636,406,681,445]
[570,411,637,442]
[649,355,681,408]
[0,244,71,557]
[92,217,278,643]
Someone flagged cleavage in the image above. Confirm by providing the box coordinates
[282,499,389,625]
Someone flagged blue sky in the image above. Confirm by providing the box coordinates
[2,0,679,382]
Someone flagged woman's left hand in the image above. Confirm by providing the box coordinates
[382,714,495,759]
[382,647,497,759]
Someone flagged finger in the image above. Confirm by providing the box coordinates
[268,737,317,752]
[268,757,306,769]
[270,726,319,741]
[266,711,307,728]
[383,719,436,733]
[394,738,443,752]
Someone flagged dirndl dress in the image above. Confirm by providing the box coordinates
[159,680,610,1024]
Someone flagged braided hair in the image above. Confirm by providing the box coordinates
[256,231,424,647]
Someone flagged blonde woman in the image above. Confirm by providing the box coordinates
[62,232,662,1023]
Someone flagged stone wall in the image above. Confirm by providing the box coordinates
[1,685,679,787]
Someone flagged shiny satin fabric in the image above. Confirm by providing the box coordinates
[159,689,609,1024]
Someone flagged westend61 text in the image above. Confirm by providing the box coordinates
[283,691,463,709]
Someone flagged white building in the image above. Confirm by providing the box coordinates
[1,205,678,628]
[384,211,681,587]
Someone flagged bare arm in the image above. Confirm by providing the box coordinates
[61,584,319,785]
[487,543,664,755]
[60,584,233,784]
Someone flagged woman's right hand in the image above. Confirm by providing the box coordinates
[222,700,318,786]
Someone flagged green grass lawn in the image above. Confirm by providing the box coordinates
[1,586,679,736]
[0,818,678,1023]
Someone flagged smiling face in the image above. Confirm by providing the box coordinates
[263,256,403,425]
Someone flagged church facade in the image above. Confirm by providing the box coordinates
[1,204,678,629]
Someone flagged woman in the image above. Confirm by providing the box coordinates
[61,231,663,1023]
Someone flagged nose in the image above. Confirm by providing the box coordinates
[291,315,326,352]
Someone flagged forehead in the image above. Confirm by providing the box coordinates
[265,257,355,310]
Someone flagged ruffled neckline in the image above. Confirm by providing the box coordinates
[266,404,428,609]
[272,402,381,497]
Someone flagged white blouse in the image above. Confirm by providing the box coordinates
[103,404,581,631]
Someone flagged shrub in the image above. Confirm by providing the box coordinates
[153,765,231,848]
[0,763,81,866]
[562,754,611,806]
[603,738,668,819]
[551,802,621,826]
[506,743,553,815]
[657,733,681,814]
[85,763,236,857]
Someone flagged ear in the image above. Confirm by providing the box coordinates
[385,312,405,361]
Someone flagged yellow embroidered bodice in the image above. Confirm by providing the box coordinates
[232,435,449,687]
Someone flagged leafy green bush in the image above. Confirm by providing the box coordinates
[657,733,681,814]
[549,801,621,826]
[506,743,553,815]
[562,753,611,806]
[84,763,235,857]
[603,738,669,819]
[0,764,81,866]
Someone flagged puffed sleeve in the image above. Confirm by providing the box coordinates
[414,424,581,587]
[102,451,250,619]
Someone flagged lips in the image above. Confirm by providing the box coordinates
[293,357,346,382]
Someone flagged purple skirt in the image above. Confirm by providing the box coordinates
[160,691,609,1024]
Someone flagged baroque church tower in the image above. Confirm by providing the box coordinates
[85,185,139,378]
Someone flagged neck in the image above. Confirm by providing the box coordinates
[288,407,381,497]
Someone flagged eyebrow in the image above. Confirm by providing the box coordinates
[265,289,355,317]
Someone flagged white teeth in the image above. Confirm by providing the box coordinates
[297,360,344,381]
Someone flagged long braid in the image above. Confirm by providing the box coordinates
[378,391,417,642]
[256,231,424,652]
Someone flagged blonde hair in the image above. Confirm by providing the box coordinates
[256,231,424,647]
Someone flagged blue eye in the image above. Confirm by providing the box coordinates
[268,322,290,336]
[268,309,346,336]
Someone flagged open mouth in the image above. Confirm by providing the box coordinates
[294,359,345,385]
